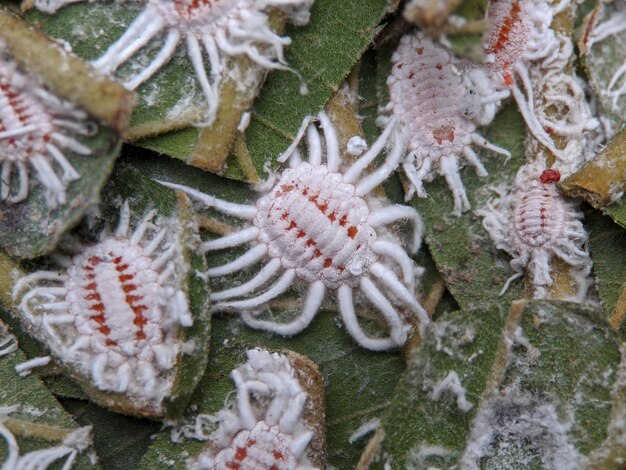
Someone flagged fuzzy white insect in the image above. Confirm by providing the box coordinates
[476,159,591,299]
[585,2,626,111]
[0,47,93,205]
[382,32,511,216]
[12,201,192,405]
[188,348,316,470]
[481,0,568,157]
[160,112,429,351]
[35,0,313,126]
[0,406,92,470]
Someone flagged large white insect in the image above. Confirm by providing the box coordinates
[481,0,567,157]
[476,159,591,299]
[382,32,510,215]
[160,112,429,351]
[12,202,192,407]
[188,348,317,470]
[0,47,92,205]
[35,0,313,126]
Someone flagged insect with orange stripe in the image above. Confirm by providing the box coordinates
[12,201,192,403]
[160,112,429,350]
[481,0,566,156]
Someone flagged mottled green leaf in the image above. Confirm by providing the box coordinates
[586,209,626,337]
[578,0,626,131]
[366,300,624,469]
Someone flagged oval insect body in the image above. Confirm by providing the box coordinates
[385,32,510,215]
[477,160,591,299]
[513,178,565,249]
[13,202,192,406]
[389,34,467,158]
[254,162,375,289]
[159,112,430,351]
[65,238,161,355]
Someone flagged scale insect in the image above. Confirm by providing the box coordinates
[160,112,429,351]
[382,31,510,215]
[476,159,591,299]
[0,47,93,205]
[12,201,193,409]
[34,0,313,126]
[188,349,318,470]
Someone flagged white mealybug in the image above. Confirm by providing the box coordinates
[12,201,193,411]
[0,47,93,205]
[481,0,566,157]
[381,32,510,215]
[160,112,429,351]
[476,159,591,299]
[187,348,318,470]
[34,0,313,126]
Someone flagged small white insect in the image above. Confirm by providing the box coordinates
[381,32,510,216]
[35,0,313,126]
[160,112,429,351]
[0,46,93,205]
[0,406,92,470]
[188,348,318,470]
[12,201,192,409]
[481,0,567,157]
[476,159,591,299]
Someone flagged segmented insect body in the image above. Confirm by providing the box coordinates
[160,112,429,351]
[12,202,192,409]
[0,51,92,205]
[189,349,318,470]
[477,160,591,299]
[384,32,510,215]
[481,0,564,156]
[35,0,313,126]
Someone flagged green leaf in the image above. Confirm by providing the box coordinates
[0,319,98,468]
[586,210,626,337]
[578,0,626,131]
[365,300,624,469]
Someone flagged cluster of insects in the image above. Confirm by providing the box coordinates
[0,0,621,467]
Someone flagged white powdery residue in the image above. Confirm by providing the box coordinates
[14,356,51,377]
[406,444,455,470]
[459,394,585,470]
[430,371,473,412]
[237,112,252,133]
[509,326,541,362]
[346,136,368,156]
[348,418,380,443]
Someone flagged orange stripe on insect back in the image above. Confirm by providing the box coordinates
[488,1,524,55]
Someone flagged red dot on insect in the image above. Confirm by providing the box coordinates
[539,169,561,184]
